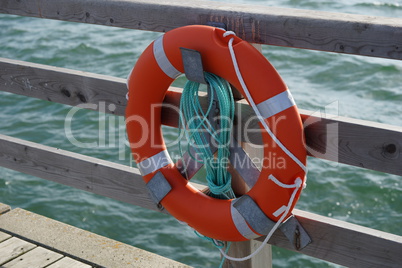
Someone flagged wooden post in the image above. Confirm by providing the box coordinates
[223,140,272,267]
[223,240,272,268]
[222,42,272,268]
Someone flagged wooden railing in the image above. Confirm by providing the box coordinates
[1,1,401,267]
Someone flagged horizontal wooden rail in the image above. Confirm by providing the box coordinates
[165,89,402,176]
[0,58,127,116]
[1,57,401,176]
[262,209,402,267]
[0,133,159,212]
[0,133,400,267]
[0,0,401,59]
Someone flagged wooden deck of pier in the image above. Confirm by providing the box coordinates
[0,203,189,268]
[0,234,90,268]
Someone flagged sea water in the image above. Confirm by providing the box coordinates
[0,0,401,267]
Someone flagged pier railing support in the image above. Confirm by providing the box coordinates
[223,240,272,268]
[223,142,272,268]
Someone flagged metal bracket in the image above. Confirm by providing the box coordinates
[233,195,311,250]
[180,48,207,84]
[280,215,312,250]
[146,171,172,209]
[233,195,275,235]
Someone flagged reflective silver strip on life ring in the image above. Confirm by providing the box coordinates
[230,198,260,240]
[137,150,173,176]
[153,35,182,79]
[232,195,277,237]
[257,90,296,119]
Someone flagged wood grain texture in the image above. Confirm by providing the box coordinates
[223,240,272,268]
[2,246,63,268]
[0,231,12,243]
[0,0,401,59]
[0,237,36,265]
[300,109,402,176]
[46,257,92,268]
[1,58,401,176]
[0,57,127,116]
[0,134,401,267]
[266,209,402,268]
[223,140,272,268]
[0,208,190,268]
[0,133,160,213]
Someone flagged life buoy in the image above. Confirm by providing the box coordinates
[126,25,307,242]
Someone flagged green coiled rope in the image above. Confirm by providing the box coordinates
[178,72,236,200]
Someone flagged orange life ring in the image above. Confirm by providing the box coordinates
[126,25,307,242]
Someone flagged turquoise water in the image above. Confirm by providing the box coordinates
[1,1,401,267]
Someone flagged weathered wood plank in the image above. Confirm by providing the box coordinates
[300,109,402,175]
[2,246,63,268]
[223,109,272,268]
[265,209,402,268]
[46,257,92,268]
[0,208,190,268]
[0,134,401,267]
[0,0,401,59]
[0,237,36,265]
[223,240,272,268]
[0,133,160,213]
[0,57,127,116]
[0,231,11,243]
[1,58,402,176]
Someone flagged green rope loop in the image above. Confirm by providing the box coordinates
[178,72,235,200]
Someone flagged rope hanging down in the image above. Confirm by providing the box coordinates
[218,30,306,262]
[178,72,236,200]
